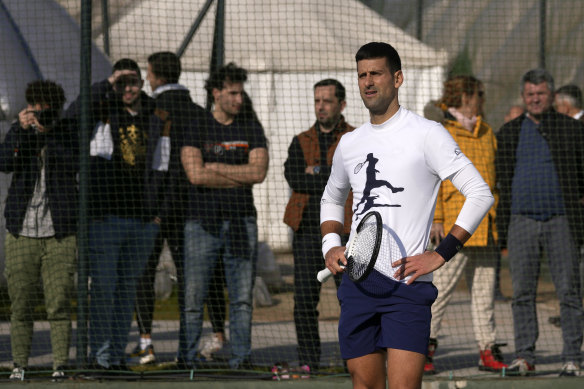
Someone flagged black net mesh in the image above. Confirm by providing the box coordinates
[1,0,583,382]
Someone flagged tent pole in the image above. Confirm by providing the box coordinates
[177,0,215,58]
[76,0,92,369]
[416,0,423,41]
[206,0,225,110]
[101,0,110,56]
[539,0,546,69]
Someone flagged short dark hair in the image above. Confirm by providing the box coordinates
[205,62,248,96]
[25,80,66,111]
[147,52,181,84]
[556,84,583,109]
[521,68,554,94]
[314,79,346,102]
[355,42,402,74]
[113,58,142,77]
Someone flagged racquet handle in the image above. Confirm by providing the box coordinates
[317,265,345,283]
[317,268,333,283]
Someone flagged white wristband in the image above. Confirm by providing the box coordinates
[322,233,342,260]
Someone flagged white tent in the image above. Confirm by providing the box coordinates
[0,0,112,286]
[62,0,449,251]
[0,0,112,120]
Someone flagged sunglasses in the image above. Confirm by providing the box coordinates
[114,76,141,90]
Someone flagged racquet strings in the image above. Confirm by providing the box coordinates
[347,217,379,281]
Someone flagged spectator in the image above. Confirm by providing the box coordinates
[283,79,354,374]
[129,51,206,365]
[67,58,164,371]
[1,80,77,380]
[496,69,584,376]
[320,42,493,389]
[179,62,269,369]
[554,84,584,122]
[423,76,507,374]
[196,91,261,362]
[549,83,584,328]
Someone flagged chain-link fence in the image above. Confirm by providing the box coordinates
[1,0,583,382]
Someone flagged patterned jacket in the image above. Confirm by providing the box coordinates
[284,116,354,233]
[434,112,498,246]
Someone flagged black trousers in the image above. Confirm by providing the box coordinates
[293,226,345,368]
[134,221,184,335]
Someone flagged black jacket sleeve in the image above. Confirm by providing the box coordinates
[0,122,41,173]
[283,136,330,195]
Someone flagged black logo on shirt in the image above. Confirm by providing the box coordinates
[354,153,403,216]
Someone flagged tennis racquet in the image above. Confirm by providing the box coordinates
[317,211,383,283]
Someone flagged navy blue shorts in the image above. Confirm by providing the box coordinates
[337,269,438,359]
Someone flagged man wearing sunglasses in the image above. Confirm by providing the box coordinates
[66,58,167,372]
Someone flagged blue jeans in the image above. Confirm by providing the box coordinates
[181,217,257,369]
[88,216,159,367]
[508,214,583,364]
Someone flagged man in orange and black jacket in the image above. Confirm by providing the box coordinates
[283,79,354,373]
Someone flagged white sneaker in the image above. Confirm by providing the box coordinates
[130,344,156,365]
[199,334,224,360]
[51,368,66,382]
[9,366,24,380]
[559,361,581,377]
[507,358,535,376]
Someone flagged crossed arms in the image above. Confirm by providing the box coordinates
[181,145,269,188]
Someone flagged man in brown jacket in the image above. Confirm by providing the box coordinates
[283,79,354,374]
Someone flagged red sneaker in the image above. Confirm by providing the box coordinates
[478,345,508,372]
[424,360,437,375]
[424,338,438,375]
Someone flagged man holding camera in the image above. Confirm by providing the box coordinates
[1,80,78,380]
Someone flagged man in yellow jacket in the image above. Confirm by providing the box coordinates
[424,76,507,374]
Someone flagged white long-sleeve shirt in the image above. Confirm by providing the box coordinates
[321,107,494,282]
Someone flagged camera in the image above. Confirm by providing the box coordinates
[32,109,59,129]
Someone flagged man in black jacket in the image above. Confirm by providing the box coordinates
[496,68,584,377]
[0,80,77,380]
[128,52,207,365]
[283,79,354,374]
[67,58,165,371]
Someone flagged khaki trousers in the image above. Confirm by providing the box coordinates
[430,244,498,350]
[5,234,76,369]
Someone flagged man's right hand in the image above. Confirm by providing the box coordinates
[324,245,347,275]
[108,69,139,86]
[18,108,41,131]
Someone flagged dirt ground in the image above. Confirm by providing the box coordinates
[252,252,340,323]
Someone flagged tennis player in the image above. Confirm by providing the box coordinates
[320,42,495,388]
